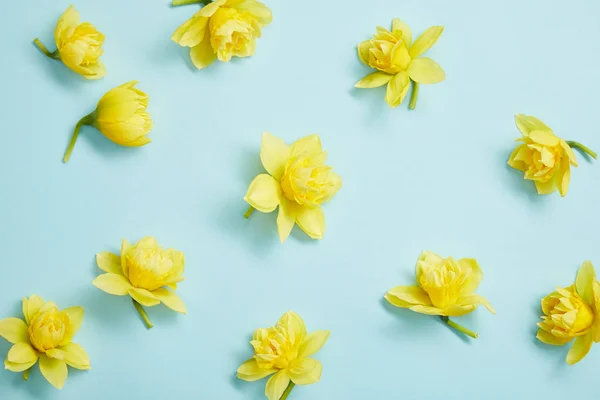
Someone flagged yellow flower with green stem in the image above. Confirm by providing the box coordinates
[237,311,330,400]
[0,295,90,389]
[385,251,495,338]
[355,19,445,109]
[92,237,187,329]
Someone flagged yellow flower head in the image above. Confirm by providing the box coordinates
[244,133,342,243]
[172,0,272,70]
[93,237,187,328]
[537,261,600,365]
[355,19,445,109]
[0,295,89,389]
[237,311,330,400]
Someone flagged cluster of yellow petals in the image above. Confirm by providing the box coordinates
[508,114,578,196]
[244,133,342,243]
[92,237,187,315]
[172,0,272,70]
[0,296,90,389]
[237,311,330,400]
[355,19,445,108]
[537,261,600,365]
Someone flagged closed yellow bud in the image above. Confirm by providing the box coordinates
[358,27,410,75]
[28,306,71,353]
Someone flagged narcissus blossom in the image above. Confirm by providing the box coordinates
[0,295,90,389]
[237,311,330,400]
[93,237,187,328]
[537,261,600,365]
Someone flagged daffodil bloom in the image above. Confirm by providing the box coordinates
[0,295,90,389]
[62,81,153,163]
[385,251,495,338]
[355,19,445,109]
[537,261,600,365]
[244,133,342,243]
[171,0,272,70]
[237,311,329,400]
[33,5,105,80]
[508,114,596,196]
[92,237,187,329]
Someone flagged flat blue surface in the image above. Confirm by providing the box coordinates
[1,0,600,398]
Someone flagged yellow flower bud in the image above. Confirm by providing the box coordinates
[358,28,410,74]
[28,306,70,352]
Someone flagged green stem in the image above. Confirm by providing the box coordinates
[280,382,295,400]
[172,0,211,6]
[566,141,597,160]
[33,39,60,60]
[408,81,419,110]
[22,368,31,381]
[132,299,153,329]
[63,112,95,163]
[441,316,478,339]
[243,206,255,219]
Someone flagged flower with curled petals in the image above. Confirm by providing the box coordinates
[0,295,90,389]
[237,311,330,400]
[385,251,495,339]
[243,132,342,243]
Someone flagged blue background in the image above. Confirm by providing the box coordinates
[1,0,599,398]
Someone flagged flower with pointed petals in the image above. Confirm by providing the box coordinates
[355,18,445,109]
[237,311,330,400]
[244,133,342,243]
[92,237,187,329]
[537,261,600,365]
[0,295,90,389]
[385,251,495,338]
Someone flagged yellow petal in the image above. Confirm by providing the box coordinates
[559,165,570,197]
[60,343,91,370]
[244,174,282,213]
[390,42,411,70]
[385,71,410,108]
[561,141,579,167]
[236,358,276,381]
[92,273,132,295]
[39,354,68,389]
[96,252,123,275]
[593,280,600,342]
[121,239,132,277]
[190,29,217,70]
[515,114,551,137]
[457,294,495,314]
[62,306,84,344]
[355,71,394,88]
[152,288,188,314]
[199,0,226,17]
[4,359,38,372]
[537,329,571,346]
[289,358,322,385]
[409,305,444,315]
[576,261,596,304]
[298,330,330,359]
[54,5,79,48]
[23,295,45,325]
[260,132,290,180]
[386,286,432,307]
[171,14,209,47]
[534,179,556,195]
[457,258,483,296]
[7,342,38,364]
[295,206,326,240]
[265,370,290,400]
[277,198,298,243]
[409,26,443,58]
[443,304,476,317]
[277,311,307,345]
[129,288,160,307]
[357,41,370,65]
[566,333,593,365]
[0,318,28,344]
[528,130,560,146]
[290,135,322,157]
[416,251,443,282]
[408,58,445,84]
[508,144,531,172]
[391,18,412,47]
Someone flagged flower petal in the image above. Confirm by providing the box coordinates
[508,144,531,172]
[244,174,282,213]
[92,273,132,296]
[121,239,132,278]
[409,26,443,58]
[7,342,38,364]
[0,318,28,344]
[4,359,38,372]
[277,198,298,243]
[96,252,123,275]
[265,370,290,400]
[260,132,290,180]
[289,358,322,385]
[236,358,276,381]
[575,261,596,304]
[409,305,444,315]
[391,18,412,48]
[296,206,326,240]
[416,251,443,282]
[515,114,551,136]
[190,29,217,70]
[567,332,593,365]
[277,311,307,345]
[528,130,560,146]
[461,294,496,314]
[62,306,84,344]
[593,280,600,342]
[385,71,410,108]
[537,329,571,346]
[23,295,45,324]
[559,164,571,197]
[298,330,330,359]
[171,14,209,47]
[408,58,445,84]
[61,343,91,370]
[457,258,483,296]
[534,179,557,195]
[561,141,579,167]
[355,71,394,88]
[54,5,79,48]
[386,286,432,307]
[290,135,322,157]
[129,288,160,307]
[199,0,226,17]
[152,288,188,314]
[39,354,68,389]
[357,41,370,65]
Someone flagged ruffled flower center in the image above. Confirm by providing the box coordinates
[28,307,70,352]
[419,258,467,309]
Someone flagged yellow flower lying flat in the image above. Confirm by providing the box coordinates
[385,251,495,338]
[537,261,600,365]
[0,295,90,389]
[244,133,342,243]
[355,19,445,109]
[172,0,272,70]
[237,311,329,400]
[63,81,153,163]
[33,5,106,80]
[508,114,596,196]
[92,237,187,329]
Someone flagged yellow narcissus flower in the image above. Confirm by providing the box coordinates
[237,311,330,400]
[62,81,153,163]
[0,295,90,389]
[92,237,187,329]
[244,133,342,243]
[171,0,272,70]
[537,261,600,365]
[33,5,106,79]
[508,114,596,196]
[385,251,495,338]
[355,19,445,109]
